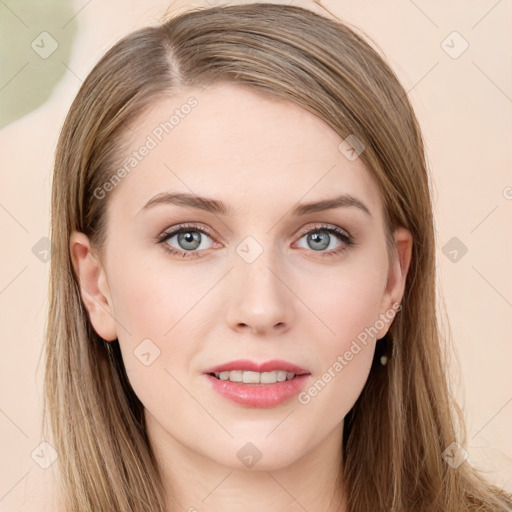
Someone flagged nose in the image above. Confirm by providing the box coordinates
[224,243,294,336]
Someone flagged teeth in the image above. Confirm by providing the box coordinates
[216,370,296,384]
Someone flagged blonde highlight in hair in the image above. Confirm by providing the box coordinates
[43,3,512,511]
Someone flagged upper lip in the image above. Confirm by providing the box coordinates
[203,359,310,375]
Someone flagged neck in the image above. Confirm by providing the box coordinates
[146,413,348,512]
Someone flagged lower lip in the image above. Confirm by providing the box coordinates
[204,374,311,408]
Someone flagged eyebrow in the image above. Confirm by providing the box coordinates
[138,192,371,217]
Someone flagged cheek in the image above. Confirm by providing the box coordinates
[298,251,388,348]
[294,257,387,417]
[106,256,216,405]
[104,256,171,363]
[297,337,375,440]
[107,242,208,343]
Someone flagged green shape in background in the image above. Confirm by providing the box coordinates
[0,0,77,129]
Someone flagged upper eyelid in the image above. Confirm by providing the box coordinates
[159,223,215,240]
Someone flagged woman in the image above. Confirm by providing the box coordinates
[43,3,512,511]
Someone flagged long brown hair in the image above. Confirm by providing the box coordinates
[43,3,512,511]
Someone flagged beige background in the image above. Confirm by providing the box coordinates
[0,0,511,510]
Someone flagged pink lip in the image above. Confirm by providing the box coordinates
[202,359,310,375]
[204,374,311,408]
[202,359,311,408]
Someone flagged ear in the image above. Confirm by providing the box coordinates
[69,231,118,341]
[377,226,413,338]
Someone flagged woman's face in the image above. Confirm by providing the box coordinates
[71,82,411,472]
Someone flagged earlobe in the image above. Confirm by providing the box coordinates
[69,231,118,341]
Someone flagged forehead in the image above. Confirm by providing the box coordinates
[107,82,383,222]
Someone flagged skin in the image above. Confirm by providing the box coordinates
[70,82,412,512]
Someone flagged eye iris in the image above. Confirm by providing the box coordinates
[178,230,201,250]
[308,231,330,251]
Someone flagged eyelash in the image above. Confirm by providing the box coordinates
[154,223,355,259]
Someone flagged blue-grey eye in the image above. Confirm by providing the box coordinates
[296,228,348,252]
[177,230,202,250]
[306,231,331,251]
[162,228,214,253]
